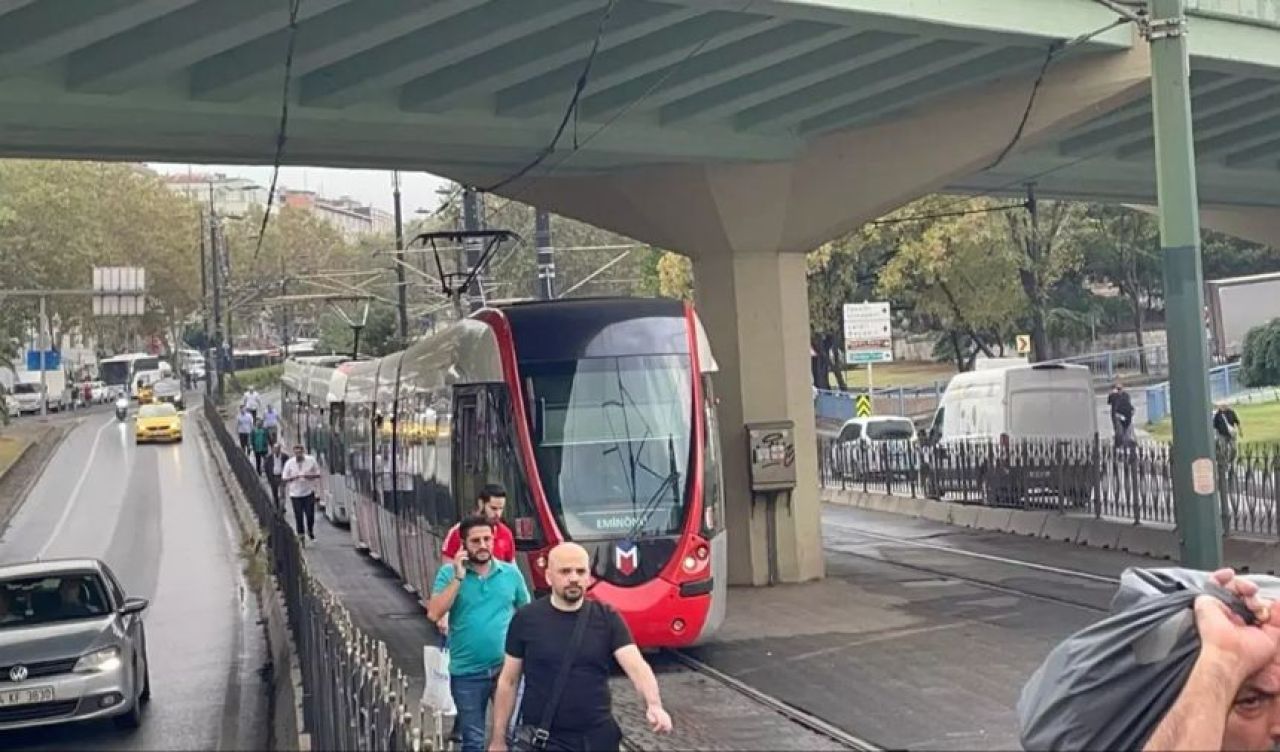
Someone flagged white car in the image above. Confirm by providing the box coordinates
[832,415,920,480]
[89,382,108,403]
[4,394,17,419]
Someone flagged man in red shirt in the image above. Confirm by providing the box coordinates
[442,483,516,563]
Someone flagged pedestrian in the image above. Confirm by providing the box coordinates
[426,515,531,752]
[250,419,270,474]
[1214,401,1243,455]
[443,484,516,564]
[263,404,280,445]
[236,407,254,456]
[265,442,287,511]
[243,387,261,421]
[489,543,673,752]
[281,443,322,542]
[1142,569,1280,751]
[1107,381,1135,448]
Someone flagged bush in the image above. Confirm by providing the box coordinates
[1241,320,1280,386]
[230,364,283,395]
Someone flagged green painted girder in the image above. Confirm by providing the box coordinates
[577,20,853,120]
[800,44,1050,134]
[299,0,599,109]
[660,30,917,124]
[0,1,38,17]
[0,0,198,74]
[398,1,699,112]
[495,10,779,118]
[1117,89,1280,159]
[737,39,990,131]
[1055,71,1236,155]
[190,0,474,102]
[1224,136,1280,168]
[66,0,348,94]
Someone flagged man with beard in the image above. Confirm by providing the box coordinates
[442,484,516,564]
[428,515,530,752]
[488,543,673,752]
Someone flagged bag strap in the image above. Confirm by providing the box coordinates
[533,602,593,740]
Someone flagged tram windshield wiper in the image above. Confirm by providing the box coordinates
[621,434,681,543]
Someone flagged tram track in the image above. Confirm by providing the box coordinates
[825,522,1120,615]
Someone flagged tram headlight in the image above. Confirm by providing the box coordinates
[682,556,697,572]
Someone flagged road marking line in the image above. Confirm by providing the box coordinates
[825,522,1120,584]
[35,417,117,559]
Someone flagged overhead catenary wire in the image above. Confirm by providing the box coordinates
[252,0,303,263]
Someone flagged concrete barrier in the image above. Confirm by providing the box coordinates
[1007,510,1049,537]
[976,508,1013,532]
[1076,519,1122,549]
[1040,514,1083,543]
[921,501,952,524]
[950,505,981,529]
[1226,539,1280,575]
[1116,525,1179,560]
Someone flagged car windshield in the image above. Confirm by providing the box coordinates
[524,354,692,541]
[139,404,177,418]
[13,384,38,395]
[865,420,916,441]
[0,573,112,628]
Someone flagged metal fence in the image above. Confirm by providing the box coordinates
[204,402,436,751]
[818,435,1280,538]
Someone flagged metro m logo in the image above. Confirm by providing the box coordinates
[615,541,638,576]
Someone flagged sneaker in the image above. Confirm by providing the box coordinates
[309,532,316,541]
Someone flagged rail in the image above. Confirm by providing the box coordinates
[817,435,1280,538]
[204,401,435,751]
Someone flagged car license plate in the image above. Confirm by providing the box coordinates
[0,685,55,707]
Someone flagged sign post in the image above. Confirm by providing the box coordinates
[1016,334,1032,355]
[844,302,892,414]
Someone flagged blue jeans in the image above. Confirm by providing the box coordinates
[451,668,499,752]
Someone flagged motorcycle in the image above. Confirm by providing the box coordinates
[114,397,129,422]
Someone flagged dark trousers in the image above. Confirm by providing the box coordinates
[254,451,266,474]
[529,719,623,752]
[238,432,250,454]
[451,669,499,752]
[267,477,281,509]
[290,493,316,537]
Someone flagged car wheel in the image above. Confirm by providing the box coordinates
[140,661,151,703]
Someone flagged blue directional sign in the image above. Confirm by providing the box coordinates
[26,350,60,372]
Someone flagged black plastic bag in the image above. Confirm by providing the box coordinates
[1017,567,1273,751]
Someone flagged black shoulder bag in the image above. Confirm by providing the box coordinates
[510,602,594,751]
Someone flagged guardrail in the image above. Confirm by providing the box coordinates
[1145,363,1243,425]
[204,402,435,751]
[818,435,1280,538]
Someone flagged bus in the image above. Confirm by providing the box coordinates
[98,353,169,399]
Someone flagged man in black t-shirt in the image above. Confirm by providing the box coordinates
[489,543,673,751]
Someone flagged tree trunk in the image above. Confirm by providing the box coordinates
[948,330,967,372]
[827,335,847,391]
[1129,292,1148,374]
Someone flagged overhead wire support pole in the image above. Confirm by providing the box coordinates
[392,170,409,342]
[1147,0,1221,568]
[535,209,555,300]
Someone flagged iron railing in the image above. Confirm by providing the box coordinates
[205,402,436,751]
[818,436,1280,537]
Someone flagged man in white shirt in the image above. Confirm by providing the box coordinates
[242,388,261,421]
[281,443,322,541]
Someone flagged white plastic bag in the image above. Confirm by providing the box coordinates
[422,643,456,716]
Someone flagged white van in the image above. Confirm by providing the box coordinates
[924,364,1098,503]
[928,363,1097,444]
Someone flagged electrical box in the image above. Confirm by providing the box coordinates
[746,420,796,493]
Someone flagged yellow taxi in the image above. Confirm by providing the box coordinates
[135,402,182,444]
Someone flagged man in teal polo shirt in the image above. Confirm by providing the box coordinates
[427,514,530,752]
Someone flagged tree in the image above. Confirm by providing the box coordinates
[1079,205,1162,370]
[655,252,692,300]
[316,303,402,357]
[1002,195,1083,362]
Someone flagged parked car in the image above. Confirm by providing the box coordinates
[10,383,47,414]
[0,559,151,731]
[4,394,18,420]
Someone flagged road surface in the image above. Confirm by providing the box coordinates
[0,400,268,750]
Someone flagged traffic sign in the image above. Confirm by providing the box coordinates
[856,394,872,417]
[1016,334,1031,355]
[92,267,146,316]
[843,302,892,365]
[25,350,60,372]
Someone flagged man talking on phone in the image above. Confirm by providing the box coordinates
[428,515,530,752]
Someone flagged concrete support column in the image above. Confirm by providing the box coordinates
[694,250,823,586]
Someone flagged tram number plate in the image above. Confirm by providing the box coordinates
[0,685,55,707]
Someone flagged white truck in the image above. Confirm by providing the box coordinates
[12,369,67,413]
[1206,271,1280,360]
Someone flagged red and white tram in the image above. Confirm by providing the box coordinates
[284,298,726,648]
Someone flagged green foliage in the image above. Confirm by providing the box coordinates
[316,303,403,357]
[1241,320,1280,387]
[231,364,283,394]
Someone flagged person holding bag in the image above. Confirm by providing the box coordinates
[489,543,672,752]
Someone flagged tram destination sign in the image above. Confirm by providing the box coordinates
[843,302,893,365]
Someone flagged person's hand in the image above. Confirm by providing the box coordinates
[1195,569,1280,684]
[453,552,469,580]
[487,738,507,752]
[646,704,673,734]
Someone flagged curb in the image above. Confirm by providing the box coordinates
[822,487,1280,573]
[0,423,73,539]
[198,413,309,752]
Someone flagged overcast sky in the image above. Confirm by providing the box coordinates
[149,163,452,214]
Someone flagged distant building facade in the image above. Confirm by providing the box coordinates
[164,172,393,237]
[164,172,269,219]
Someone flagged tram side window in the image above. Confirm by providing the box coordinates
[701,375,727,537]
[486,387,541,545]
[329,404,346,474]
[451,384,541,546]
[433,408,455,529]
[453,390,484,512]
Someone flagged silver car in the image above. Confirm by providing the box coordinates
[0,559,150,731]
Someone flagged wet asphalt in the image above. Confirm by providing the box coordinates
[0,397,269,750]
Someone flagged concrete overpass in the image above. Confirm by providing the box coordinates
[2,0,1279,586]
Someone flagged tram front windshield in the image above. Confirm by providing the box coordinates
[525,355,692,541]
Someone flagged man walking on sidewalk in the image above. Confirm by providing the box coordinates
[236,407,254,456]
[281,443,322,541]
[265,442,287,511]
[1107,381,1135,448]
[250,419,270,474]
[427,515,530,752]
[442,484,516,564]
[490,543,672,752]
[263,404,280,446]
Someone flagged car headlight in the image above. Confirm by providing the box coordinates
[74,646,122,673]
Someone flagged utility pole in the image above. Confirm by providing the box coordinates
[280,258,290,363]
[198,211,211,396]
[535,209,555,300]
[38,294,48,417]
[393,171,409,342]
[209,190,226,402]
[1026,182,1041,363]
[462,187,485,312]
[1148,0,1220,568]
